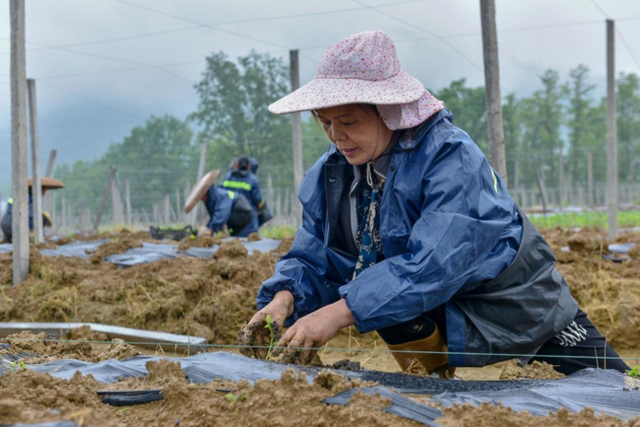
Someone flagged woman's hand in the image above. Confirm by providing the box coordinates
[273,299,356,365]
[237,291,294,359]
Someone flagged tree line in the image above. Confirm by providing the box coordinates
[54,50,640,215]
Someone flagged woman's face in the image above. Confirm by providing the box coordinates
[317,105,393,166]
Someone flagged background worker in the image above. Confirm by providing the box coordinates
[1,177,63,242]
[184,170,253,237]
[240,31,629,377]
[222,156,265,237]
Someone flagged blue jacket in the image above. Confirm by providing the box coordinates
[222,170,264,237]
[204,185,236,233]
[257,110,577,367]
[6,194,35,230]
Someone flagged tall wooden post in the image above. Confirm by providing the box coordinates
[27,79,43,243]
[191,139,209,228]
[124,177,132,226]
[513,159,519,206]
[94,166,116,230]
[606,20,618,240]
[558,150,564,211]
[479,0,507,184]
[164,194,171,224]
[290,50,304,225]
[532,157,548,215]
[266,172,274,210]
[587,150,594,206]
[175,188,181,224]
[10,0,29,284]
[42,149,56,212]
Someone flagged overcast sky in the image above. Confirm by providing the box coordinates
[1,0,640,195]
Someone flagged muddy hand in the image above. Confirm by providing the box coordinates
[272,300,355,365]
[237,312,283,359]
[237,291,292,359]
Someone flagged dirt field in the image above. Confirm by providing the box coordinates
[0,226,639,426]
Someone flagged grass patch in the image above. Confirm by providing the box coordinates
[529,211,640,229]
[260,223,297,240]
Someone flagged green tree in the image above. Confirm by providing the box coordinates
[434,79,488,154]
[519,70,565,187]
[191,50,293,190]
[54,115,197,213]
[617,72,640,183]
[502,92,522,188]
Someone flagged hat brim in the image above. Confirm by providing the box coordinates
[269,69,425,115]
[184,170,220,214]
[28,177,65,189]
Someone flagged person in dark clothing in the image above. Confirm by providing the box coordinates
[238,31,629,378]
[201,184,253,237]
[222,156,265,237]
[1,177,62,242]
[184,170,254,237]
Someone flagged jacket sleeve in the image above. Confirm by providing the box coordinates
[257,163,344,326]
[339,135,518,333]
[207,191,232,232]
[250,175,264,208]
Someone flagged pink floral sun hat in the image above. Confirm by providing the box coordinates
[268,30,444,130]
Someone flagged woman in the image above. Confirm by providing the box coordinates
[240,31,629,377]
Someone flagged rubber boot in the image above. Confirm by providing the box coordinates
[386,325,456,379]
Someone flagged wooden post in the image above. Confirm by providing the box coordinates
[42,148,56,211]
[183,179,191,223]
[606,19,618,240]
[532,157,548,215]
[191,139,209,228]
[513,159,519,206]
[111,178,119,225]
[275,189,282,217]
[94,166,116,230]
[175,188,181,224]
[587,150,594,206]
[27,78,43,243]
[558,150,564,211]
[266,172,274,211]
[164,194,171,224]
[290,50,304,225]
[124,177,132,226]
[479,0,507,185]
[50,190,56,230]
[10,0,29,284]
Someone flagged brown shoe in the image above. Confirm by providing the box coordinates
[386,325,456,379]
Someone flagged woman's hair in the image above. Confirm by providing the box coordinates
[311,103,379,125]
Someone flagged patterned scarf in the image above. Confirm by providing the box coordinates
[353,163,384,279]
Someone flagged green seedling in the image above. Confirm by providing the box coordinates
[226,393,237,403]
[265,314,276,361]
[627,365,640,379]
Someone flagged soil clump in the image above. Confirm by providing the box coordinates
[177,234,219,252]
[0,331,142,364]
[499,361,565,380]
[541,227,640,350]
[89,236,143,263]
[436,403,640,427]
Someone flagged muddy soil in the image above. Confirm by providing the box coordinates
[436,403,640,427]
[0,362,420,427]
[542,227,640,350]
[1,362,638,427]
[176,234,220,252]
[499,361,565,380]
[0,331,141,364]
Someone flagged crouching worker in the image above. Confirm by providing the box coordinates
[239,31,630,378]
[184,170,254,237]
[1,177,63,242]
[222,156,266,237]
